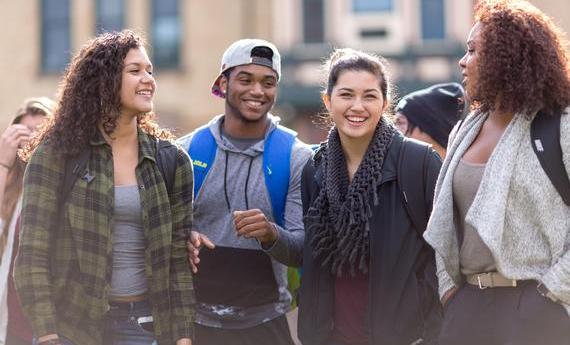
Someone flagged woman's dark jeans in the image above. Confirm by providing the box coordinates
[33,300,157,345]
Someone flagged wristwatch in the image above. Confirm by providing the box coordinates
[537,282,559,303]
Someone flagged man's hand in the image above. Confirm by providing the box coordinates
[233,209,278,247]
[187,231,215,274]
[176,338,192,345]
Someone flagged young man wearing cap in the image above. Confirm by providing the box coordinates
[394,82,465,158]
[177,39,311,345]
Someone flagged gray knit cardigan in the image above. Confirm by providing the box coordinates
[424,108,570,316]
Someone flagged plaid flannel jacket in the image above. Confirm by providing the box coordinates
[14,130,195,345]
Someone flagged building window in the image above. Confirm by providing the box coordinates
[421,0,446,40]
[41,0,70,73]
[353,0,393,12]
[151,0,181,68]
[303,0,324,43]
[96,0,124,34]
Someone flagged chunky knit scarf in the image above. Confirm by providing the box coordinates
[306,119,396,277]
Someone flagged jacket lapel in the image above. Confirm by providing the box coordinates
[424,112,487,283]
[466,113,528,259]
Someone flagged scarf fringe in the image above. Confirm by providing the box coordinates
[308,120,396,277]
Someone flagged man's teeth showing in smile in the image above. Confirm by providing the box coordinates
[245,100,263,107]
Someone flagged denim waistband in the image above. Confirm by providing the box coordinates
[108,299,151,317]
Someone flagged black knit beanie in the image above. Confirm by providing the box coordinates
[395,82,464,147]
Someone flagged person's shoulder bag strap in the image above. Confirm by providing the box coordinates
[531,110,570,205]
[188,126,218,200]
[263,125,297,227]
[397,137,430,236]
[156,139,179,196]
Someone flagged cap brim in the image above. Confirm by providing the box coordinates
[211,74,225,98]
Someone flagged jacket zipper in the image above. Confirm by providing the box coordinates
[368,210,375,345]
[311,243,321,328]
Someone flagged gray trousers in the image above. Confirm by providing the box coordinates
[439,280,570,345]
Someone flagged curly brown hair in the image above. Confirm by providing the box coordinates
[23,30,172,160]
[471,0,570,116]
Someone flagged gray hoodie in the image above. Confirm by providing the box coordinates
[177,114,312,329]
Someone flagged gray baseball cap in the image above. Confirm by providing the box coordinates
[211,38,281,98]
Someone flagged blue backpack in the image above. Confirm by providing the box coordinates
[188,124,298,225]
[188,124,302,305]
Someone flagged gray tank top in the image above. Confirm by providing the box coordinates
[453,159,497,275]
[109,185,148,298]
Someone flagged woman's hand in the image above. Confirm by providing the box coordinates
[0,124,32,168]
[37,334,61,345]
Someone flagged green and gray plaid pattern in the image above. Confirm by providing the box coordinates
[14,130,195,345]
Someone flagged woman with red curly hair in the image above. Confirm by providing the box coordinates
[423,1,570,344]
[13,31,194,345]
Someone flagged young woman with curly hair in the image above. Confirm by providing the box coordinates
[13,31,195,345]
[0,97,54,345]
[423,1,570,344]
[298,48,443,345]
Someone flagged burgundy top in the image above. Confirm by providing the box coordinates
[331,270,369,345]
[7,216,34,342]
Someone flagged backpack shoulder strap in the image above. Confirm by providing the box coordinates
[156,139,178,196]
[50,147,90,269]
[60,147,92,209]
[397,137,430,236]
[52,145,91,259]
[188,126,218,199]
[263,125,297,227]
[531,111,570,205]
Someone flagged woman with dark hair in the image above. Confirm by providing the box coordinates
[423,1,570,344]
[14,31,195,345]
[298,48,442,345]
[0,97,54,345]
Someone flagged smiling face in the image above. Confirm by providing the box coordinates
[459,22,483,101]
[324,69,386,144]
[219,63,278,124]
[119,46,155,118]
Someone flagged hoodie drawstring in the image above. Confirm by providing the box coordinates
[244,156,254,210]
[223,151,256,212]
[223,151,231,211]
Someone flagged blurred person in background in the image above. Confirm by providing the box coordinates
[14,30,194,345]
[0,97,54,345]
[424,1,570,344]
[298,48,442,345]
[395,82,465,159]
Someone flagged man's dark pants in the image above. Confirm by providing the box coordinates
[195,315,295,345]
